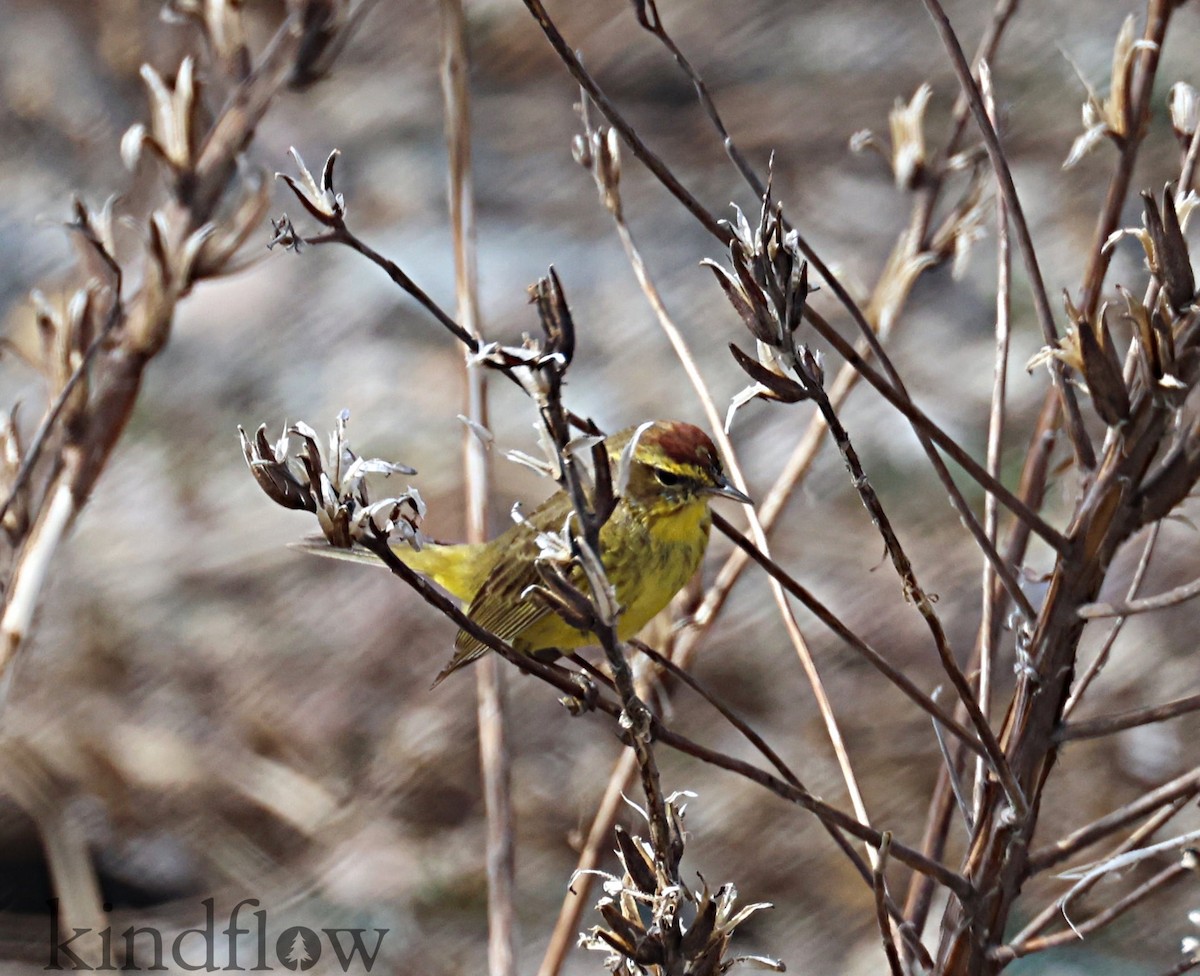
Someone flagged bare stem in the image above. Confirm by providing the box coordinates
[1008,795,1191,948]
[520,0,729,243]
[920,0,1096,470]
[1028,765,1200,872]
[1064,522,1160,718]
[975,60,1011,816]
[1078,569,1200,618]
[584,128,887,885]
[1057,693,1200,742]
[437,3,516,973]
[994,861,1191,961]
[711,512,987,758]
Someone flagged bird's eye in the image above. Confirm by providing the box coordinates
[654,469,682,487]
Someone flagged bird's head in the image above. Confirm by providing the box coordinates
[609,421,752,512]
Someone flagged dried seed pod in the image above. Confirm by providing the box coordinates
[1142,188,1196,313]
[1063,15,1157,168]
[1169,82,1199,146]
[680,895,717,957]
[615,825,659,895]
[1076,306,1131,427]
[277,147,345,225]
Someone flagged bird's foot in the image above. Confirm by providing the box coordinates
[559,671,598,714]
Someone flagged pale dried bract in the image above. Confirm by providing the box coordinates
[239,412,421,550]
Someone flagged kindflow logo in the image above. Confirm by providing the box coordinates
[44,898,389,972]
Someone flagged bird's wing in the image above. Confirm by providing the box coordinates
[289,538,384,567]
[433,491,576,684]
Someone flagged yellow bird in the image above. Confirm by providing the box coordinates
[307,420,750,685]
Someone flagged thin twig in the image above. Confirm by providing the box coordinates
[784,223,1046,631]
[803,306,1067,558]
[307,225,471,343]
[920,0,1095,470]
[358,531,972,895]
[931,689,974,834]
[993,860,1191,961]
[1064,522,1161,717]
[304,223,592,433]
[975,59,1011,817]
[871,834,905,976]
[583,124,886,883]
[1028,765,1200,872]
[1007,795,1191,948]
[1079,571,1200,618]
[520,0,729,243]
[649,716,975,900]
[629,641,802,790]
[1057,692,1200,742]
[742,330,1029,817]
[437,3,516,973]
[630,0,766,205]
[710,511,988,760]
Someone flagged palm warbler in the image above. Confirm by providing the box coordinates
[306,420,750,684]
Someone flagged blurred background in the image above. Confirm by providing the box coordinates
[1,0,1199,972]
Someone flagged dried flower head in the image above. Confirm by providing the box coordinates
[1063,15,1158,169]
[1116,284,1183,395]
[1169,82,1199,146]
[1106,189,1198,314]
[928,168,990,281]
[162,0,251,78]
[577,794,783,975]
[1027,293,1131,427]
[239,410,421,549]
[850,83,965,191]
[703,195,822,430]
[574,122,623,217]
[1143,189,1197,315]
[277,146,346,225]
[1183,907,1200,959]
[121,58,202,180]
[0,411,27,542]
[462,270,578,414]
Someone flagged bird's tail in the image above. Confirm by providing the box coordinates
[290,537,490,603]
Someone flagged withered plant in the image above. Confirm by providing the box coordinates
[4,1,1200,975]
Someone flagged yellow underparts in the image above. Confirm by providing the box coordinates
[519,497,711,654]
[399,497,711,655]
[396,541,495,603]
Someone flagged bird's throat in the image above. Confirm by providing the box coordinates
[644,497,712,547]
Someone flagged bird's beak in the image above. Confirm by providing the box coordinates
[707,474,753,505]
